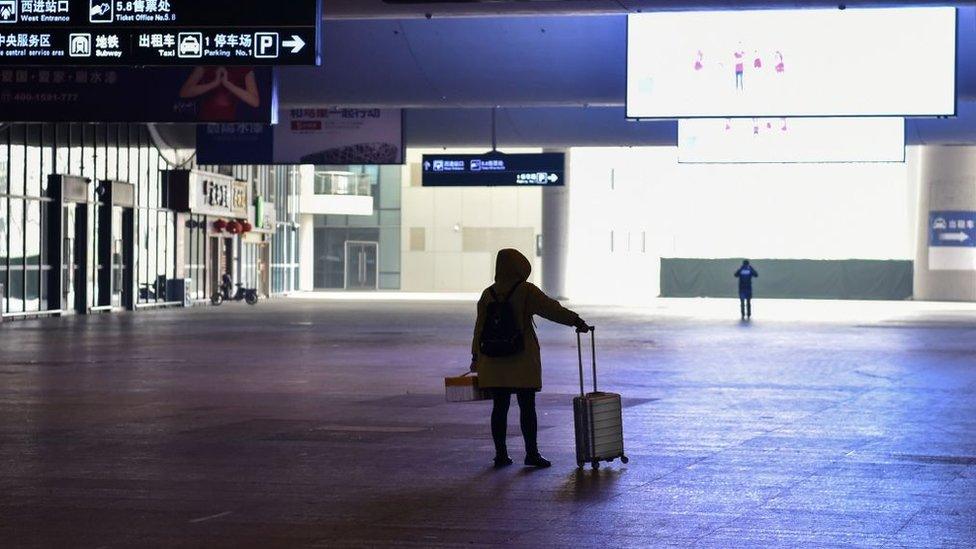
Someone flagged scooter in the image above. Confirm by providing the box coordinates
[212,283,259,306]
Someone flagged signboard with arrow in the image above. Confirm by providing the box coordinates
[929,210,976,271]
[421,152,565,187]
[0,0,320,66]
[929,212,976,248]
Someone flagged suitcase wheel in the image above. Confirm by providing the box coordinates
[621,455,630,464]
[591,461,600,470]
[577,461,584,470]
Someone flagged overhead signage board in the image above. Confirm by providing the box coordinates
[0,66,277,122]
[0,0,321,65]
[163,169,250,218]
[679,117,905,164]
[627,8,956,118]
[421,153,565,187]
[196,108,404,165]
[928,211,976,271]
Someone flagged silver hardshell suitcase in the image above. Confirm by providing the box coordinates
[573,327,629,470]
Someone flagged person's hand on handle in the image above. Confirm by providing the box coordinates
[575,318,592,333]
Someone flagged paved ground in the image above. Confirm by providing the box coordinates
[2,299,976,548]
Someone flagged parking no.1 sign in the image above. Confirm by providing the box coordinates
[0,0,321,65]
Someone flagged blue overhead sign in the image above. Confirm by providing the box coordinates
[422,152,564,187]
[929,211,976,247]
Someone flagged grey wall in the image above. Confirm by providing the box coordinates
[913,146,976,301]
[662,258,914,300]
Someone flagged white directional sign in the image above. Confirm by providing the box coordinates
[422,153,566,187]
[283,35,305,54]
[929,211,976,271]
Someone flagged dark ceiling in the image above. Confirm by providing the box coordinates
[270,5,976,146]
[324,0,968,19]
[281,8,976,107]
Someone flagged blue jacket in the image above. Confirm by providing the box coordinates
[734,265,758,293]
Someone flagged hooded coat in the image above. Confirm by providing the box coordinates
[472,249,581,390]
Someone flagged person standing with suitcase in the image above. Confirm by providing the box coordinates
[471,249,590,469]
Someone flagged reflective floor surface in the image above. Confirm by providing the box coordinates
[1,299,975,547]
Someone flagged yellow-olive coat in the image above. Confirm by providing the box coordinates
[472,249,580,390]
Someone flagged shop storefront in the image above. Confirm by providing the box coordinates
[165,169,267,302]
[241,196,276,298]
[1,125,300,319]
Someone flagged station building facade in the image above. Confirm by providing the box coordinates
[0,123,300,319]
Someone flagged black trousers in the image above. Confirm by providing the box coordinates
[490,389,538,457]
[740,298,752,318]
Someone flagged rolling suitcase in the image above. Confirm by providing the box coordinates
[573,327,629,470]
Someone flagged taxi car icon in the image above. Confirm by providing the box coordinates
[178,34,202,58]
[932,217,948,230]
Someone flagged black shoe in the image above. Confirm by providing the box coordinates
[524,454,552,468]
[493,455,514,468]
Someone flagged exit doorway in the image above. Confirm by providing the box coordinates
[344,241,378,290]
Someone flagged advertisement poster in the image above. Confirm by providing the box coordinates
[678,117,905,164]
[0,65,277,122]
[627,8,956,118]
[196,108,404,165]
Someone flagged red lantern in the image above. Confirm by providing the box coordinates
[226,220,241,234]
[213,219,227,232]
[241,220,253,233]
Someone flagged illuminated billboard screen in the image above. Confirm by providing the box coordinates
[678,117,905,164]
[627,8,956,118]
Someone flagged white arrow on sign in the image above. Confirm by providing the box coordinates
[283,35,305,54]
[938,232,970,242]
[548,173,559,183]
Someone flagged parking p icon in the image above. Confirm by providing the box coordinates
[254,32,280,59]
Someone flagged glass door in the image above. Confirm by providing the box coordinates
[111,207,124,308]
[62,205,75,310]
[209,236,222,298]
[344,241,378,290]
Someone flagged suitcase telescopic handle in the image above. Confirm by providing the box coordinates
[576,326,597,396]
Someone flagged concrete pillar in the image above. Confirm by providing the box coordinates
[913,146,976,301]
[299,214,315,292]
[541,150,570,300]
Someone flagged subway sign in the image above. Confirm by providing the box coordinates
[0,0,321,65]
[421,152,565,187]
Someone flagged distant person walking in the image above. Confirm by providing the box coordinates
[471,249,589,469]
[734,260,759,319]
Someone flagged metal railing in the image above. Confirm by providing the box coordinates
[313,171,373,197]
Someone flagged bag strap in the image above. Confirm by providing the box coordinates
[488,280,523,304]
[503,280,523,302]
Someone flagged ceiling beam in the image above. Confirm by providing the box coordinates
[324,0,967,20]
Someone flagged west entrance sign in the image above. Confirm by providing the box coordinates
[0,0,321,65]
